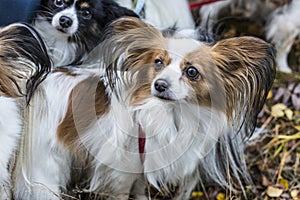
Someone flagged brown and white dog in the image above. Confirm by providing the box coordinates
[13,18,275,199]
[0,23,50,199]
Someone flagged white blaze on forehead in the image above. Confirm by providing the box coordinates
[151,39,202,100]
[161,38,202,75]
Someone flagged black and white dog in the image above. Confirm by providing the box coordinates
[31,0,138,67]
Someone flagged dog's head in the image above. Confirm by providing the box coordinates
[0,23,51,102]
[102,17,276,137]
[37,0,138,47]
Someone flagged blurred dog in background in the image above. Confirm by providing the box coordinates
[198,0,297,73]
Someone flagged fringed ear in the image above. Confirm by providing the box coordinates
[0,23,51,103]
[99,17,164,88]
[209,36,276,137]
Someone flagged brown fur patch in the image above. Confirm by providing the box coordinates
[178,47,226,110]
[208,36,276,132]
[57,76,110,149]
[80,2,90,9]
[130,84,152,106]
[129,49,171,105]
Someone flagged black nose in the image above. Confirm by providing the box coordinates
[154,79,169,93]
[59,16,73,28]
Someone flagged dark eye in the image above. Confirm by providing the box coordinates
[54,0,64,7]
[81,9,92,19]
[185,66,200,81]
[154,59,163,71]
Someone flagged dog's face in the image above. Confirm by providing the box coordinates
[38,0,138,44]
[121,38,223,109]
[101,18,276,132]
[40,0,103,35]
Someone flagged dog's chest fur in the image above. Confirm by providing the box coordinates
[131,98,228,188]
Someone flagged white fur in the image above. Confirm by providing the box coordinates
[115,0,195,29]
[32,16,78,67]
[133,98,228,197]
[0,97,22,200]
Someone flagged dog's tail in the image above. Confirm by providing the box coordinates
[0,23,51,103]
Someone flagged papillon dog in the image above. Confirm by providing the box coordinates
[13,18,275,199]
[31,0,138,67]
[114,0,195,30]
[199,0,297,73]
[0,23,50,199]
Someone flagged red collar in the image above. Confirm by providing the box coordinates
[189,0,225,9]
[138,124,146,163]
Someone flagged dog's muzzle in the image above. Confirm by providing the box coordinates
[153,79,173,100]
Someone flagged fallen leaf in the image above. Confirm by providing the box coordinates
[278,178,289,189]
[216,192,225,200]
[191,191,204,198]
[285,108,294,120]
[267,91,273,100]
[271,103,287,118]
[266,186,283,197]
[262,176,270,187]
[291,189,300,200]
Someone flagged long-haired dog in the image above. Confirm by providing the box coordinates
[13,18,275,199]
[31,0,138,67]
[0,23,50,199]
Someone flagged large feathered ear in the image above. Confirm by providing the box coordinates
[209,36,276,137]
[98,17,164,87]
[0,23,51,103]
